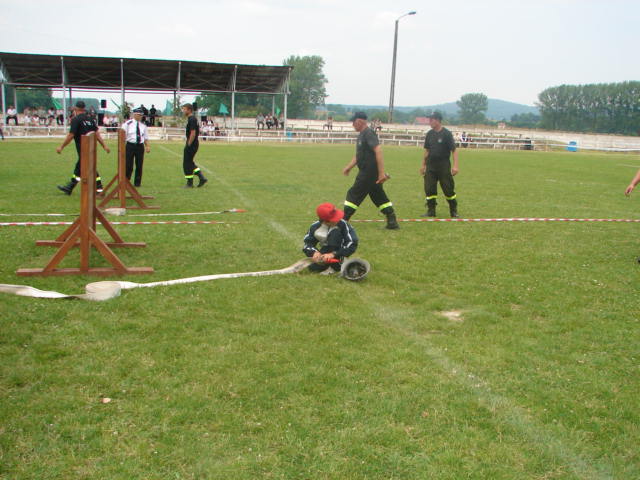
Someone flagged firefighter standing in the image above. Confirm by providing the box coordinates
[421,111,460,218]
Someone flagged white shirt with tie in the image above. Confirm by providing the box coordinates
[122,119,149,144]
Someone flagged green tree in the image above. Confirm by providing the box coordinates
[4,87,53,111]
[457,93,488,124]
[194,92,279,118]
[283,55,327,119]
[510,112,541,128]
[536,82,640,135]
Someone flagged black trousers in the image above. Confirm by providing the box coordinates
[73,150,101,182]
[6,115,18,125]
[424,164,455,201]
[125,142,145,186]
[183,142,199,176]
[346,167,391,209]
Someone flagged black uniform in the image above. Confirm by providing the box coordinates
[423,127,457,215]
[182,114,207,187]
[303,219,358,272]
[344,127,395,222]
[70,112,102,188]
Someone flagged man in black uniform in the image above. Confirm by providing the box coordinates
[149,104,157,126]
[342,112,399,229]
[421,111,460,217]
[181,103,207,188]
[56,101,110,195]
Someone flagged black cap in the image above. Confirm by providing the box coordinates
[350,111,367,122]
[427,111,443,121]
[132,107,143,114]
[75,100,86,109]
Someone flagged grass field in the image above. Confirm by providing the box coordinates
[1,139,639,479]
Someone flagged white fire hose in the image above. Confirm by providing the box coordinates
[0,259,313,302]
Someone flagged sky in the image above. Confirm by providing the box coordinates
[1,0,639,109]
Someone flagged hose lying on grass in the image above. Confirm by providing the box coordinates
[0,258,313,302]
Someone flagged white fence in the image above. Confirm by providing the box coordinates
[2,123,640,152]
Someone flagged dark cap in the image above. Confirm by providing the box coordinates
[350,111,367,122]
[75,100,86,109]
[427,111,443,121]
[132,107,143,114]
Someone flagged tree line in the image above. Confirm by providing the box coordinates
[536,81,640,135]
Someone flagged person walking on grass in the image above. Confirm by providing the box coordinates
[181,103,207,188]
[56,101,110,195]
[342,111,399,230]
[421,111,460,218]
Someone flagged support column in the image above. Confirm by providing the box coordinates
[283,67,291,131]
[1,82,6,121]
[175,62,182,125]
[60,56,67,126]
[231,65,237,131]
[0,60,8,123]
[120,58,125,121]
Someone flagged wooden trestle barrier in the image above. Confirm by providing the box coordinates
[99,129,158,209]
[16,132,154,276]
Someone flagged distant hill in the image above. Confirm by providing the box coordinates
[330,99,539,121]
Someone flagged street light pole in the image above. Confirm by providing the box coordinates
[388,11,416,124]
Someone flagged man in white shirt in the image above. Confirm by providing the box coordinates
[121,107,150,187]
[6,106,18,125]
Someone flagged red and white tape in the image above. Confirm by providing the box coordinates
[0,220,240,227]
[0,208,246,217]
[352,217,640,223]
[2,217,639,227]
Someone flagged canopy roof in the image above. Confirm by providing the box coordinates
[0,52,291,94]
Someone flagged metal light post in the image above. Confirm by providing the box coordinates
[388,10,416,124]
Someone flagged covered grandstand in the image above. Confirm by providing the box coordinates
[0,52,292,128]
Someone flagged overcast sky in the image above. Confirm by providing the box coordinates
[1,0,638,109]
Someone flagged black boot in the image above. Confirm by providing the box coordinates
[57,177,78,195]
[385,212,400,230]
[96,178,104,195]
[184,177,194,188]
[448,199,459,218]
[196,171,208,188]
[343,205,357,221]
[421,199,437,217]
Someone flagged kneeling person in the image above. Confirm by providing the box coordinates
[303,203,358,274]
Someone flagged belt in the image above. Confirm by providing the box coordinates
[126,142,143,145]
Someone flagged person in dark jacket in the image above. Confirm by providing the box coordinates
[342,111,399,229]
[303,202,359,274]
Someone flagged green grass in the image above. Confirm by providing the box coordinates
[1,139,639,479]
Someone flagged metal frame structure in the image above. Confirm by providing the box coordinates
[0,52,292,129]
